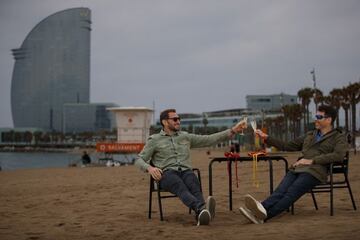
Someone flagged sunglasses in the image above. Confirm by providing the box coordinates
[168,117,181,122]
[314,114,329,120]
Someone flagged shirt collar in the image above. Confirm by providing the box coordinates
[316,130,322,140]
[160,129,179,136]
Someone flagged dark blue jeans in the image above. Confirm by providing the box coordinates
[159,169,205,214]
[261,171,321,220]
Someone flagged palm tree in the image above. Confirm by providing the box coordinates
[313,88,324,108]
[340,87,351,131]
[264,117,274,136]
[274,115,285,140]
[346,82,360,147]
[281,104,302,139]
[288,104,302,138]
[326,88,343,128]
[298,88,313,132]
[282,105,292,141]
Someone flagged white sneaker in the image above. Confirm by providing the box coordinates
[197,209,211,226]
[244,194,267,220]
[239,207,264,224]
[206,196,216,220]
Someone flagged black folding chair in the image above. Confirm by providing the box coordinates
[148,168,202,221]
[292,152,357,216]
[310,151,357,215]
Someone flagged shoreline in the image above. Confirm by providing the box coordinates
[0,146,95,153]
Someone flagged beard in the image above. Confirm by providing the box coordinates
[169,124,180,132]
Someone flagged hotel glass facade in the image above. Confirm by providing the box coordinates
[11,8,91,132]
[63,103,117,133]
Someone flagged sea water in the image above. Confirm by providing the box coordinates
[0,152,137,171]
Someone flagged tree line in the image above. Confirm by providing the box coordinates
[265,82,359,147]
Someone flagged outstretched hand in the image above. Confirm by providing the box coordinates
[147,166,163,181]
[255,129,268,139]
[232,118,248,133]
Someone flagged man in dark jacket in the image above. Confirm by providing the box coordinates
[239,105,348,224]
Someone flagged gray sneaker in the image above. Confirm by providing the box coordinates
[197,209,211,226]
[206,196,216,220]
[244,194,267,220]
[239,207,264,224]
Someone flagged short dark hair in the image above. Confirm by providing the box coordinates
[160,109,176,127]
[318,105,337,124]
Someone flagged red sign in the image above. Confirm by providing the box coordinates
[96,143,144,153]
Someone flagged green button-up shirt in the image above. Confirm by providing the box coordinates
[135,129,231,172]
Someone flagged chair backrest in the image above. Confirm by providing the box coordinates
[298,152,350,179]
[149,161,163,191]
[148,161,165,191]
[331,151,349,175]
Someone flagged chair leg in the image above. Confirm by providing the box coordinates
[157,188,164,221]
[310,191,319,210]
[345,177,357,210]
[330,185,334,216]
[197,170,203,192]
[189,168,201,215]
[330,170,334,216]
[148,181,153,219]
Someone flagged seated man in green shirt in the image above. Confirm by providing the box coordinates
[135,108,247,226]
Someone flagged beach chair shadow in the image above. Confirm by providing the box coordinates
[292,151,357,216]
[148,168,202,221]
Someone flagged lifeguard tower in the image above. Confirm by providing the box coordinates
[96,107,153,165]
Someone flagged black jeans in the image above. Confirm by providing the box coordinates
[261,171,321,220]
[159,169,205,214]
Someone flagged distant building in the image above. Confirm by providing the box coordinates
[180,115,244,129]
[11,8,91,132]
[246,93,297,111]
[63,103,117,133]
[173,100,295,131]
[154,94,298,130]
[179,108,254,129]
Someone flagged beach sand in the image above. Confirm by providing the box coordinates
[0,149,359,240]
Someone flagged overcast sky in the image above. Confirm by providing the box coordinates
[1,0,360,127]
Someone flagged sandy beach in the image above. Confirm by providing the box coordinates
[0,149,359,240]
